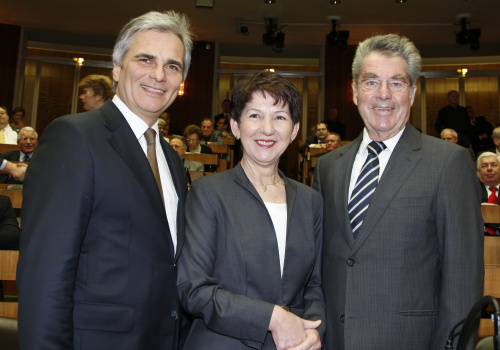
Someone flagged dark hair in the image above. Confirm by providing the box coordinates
[12,107,25,117]
[78,75,114,101]
[230,71,301,126]
[216,116,229,127]
[183,124,202,139]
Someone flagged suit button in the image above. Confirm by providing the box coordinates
[340,314,345,323]
[171,309,178,319]
[347,259,355,266]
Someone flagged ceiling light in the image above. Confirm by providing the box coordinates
[329,0,342,4]
[264,0,276,3]
[395,0,407,3]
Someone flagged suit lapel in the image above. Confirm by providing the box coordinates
[100,102,171,234]
[352,125,423,252]
[159,138,187,260]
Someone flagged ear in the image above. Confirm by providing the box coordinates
[290,122,300,142]
[352,81,358,106]
[230,118,240,139]
[112,64,120,85]
[409,85,417,106]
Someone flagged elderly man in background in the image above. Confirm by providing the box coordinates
[477,152,500,235]
[170,135,203,172]
[200,118,223,145]
[0,127,38,184]
[314,34,483,350]
[440,128,476,162]
[78,74,114,111]
[325,132,341,152]
[17,10,193,350]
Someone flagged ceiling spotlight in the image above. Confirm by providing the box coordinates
[326,19,349,51]
[264,0,276,3]
[329,0,342,4]
[395,0,407,3]
[455,15,481,50]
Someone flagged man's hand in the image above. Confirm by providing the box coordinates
[4,161,27,181]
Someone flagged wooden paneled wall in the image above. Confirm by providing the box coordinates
[324,45,364,141]
[0,23,21,112]
[167,41,215,134]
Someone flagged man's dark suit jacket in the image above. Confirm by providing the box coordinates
[0,194,20,250]
[298,135,319,154]
[0,150,25,184]
[314,125,484,350]
[17,101,187,350]
[470,116,494,154]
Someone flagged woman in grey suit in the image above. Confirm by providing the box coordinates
[178,72,325,350]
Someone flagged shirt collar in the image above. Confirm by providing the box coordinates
[112,95,159,140]
[361,126,405,155]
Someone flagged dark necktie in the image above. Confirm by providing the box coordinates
[144,128,164,204]
[348,141,387,238]
[22,154,30,162]
[485,187,498,235]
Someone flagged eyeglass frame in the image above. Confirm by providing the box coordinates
[186,138,199,143]
[358,78,411,93]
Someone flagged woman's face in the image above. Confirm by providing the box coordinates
[79,88,103,111]
[231,91,299,168]
[186,133,200,150]
[12,111,24,123]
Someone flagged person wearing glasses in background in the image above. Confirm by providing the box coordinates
[314,34,483,350]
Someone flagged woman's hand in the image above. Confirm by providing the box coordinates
[269,305,321,350]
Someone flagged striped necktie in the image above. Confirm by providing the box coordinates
[0,129,5,144]
[348,141,387,238]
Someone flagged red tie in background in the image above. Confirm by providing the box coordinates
[486,187,498,235]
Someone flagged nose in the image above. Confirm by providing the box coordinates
[376,80,392,99]
[150,65,166,82]
[260,117,275,135]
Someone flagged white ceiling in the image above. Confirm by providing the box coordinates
[1,0,499,61]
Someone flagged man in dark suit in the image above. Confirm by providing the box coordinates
[17,10,192,350]
[0,126,38,183]
[212,98,230,122]
[435,90,472,147]
[477,152,500,235]
[467,106,494,154]
[314,34,483,350]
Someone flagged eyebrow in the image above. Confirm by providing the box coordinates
[133,54,184,71]
[361,72,408,81]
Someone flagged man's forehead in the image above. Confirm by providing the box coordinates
[481,157,499,166]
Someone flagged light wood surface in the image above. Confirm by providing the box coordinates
[0,251,19,318]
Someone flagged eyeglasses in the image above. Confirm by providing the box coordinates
[20,137,36,142]
[186,138,199,142]
[359,79,410,93]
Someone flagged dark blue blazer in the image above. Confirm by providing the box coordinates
[17,100,187,350]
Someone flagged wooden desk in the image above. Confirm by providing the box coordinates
[206,144,229,171]
[0,145,19,155]
[0,190,22,209]
[0,251,19,318]
[184,154,219,174]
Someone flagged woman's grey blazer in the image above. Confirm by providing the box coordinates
[177,163,325,349]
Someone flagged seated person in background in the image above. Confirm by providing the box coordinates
[489,126,500,157]
[0,107,21,144]
[440,128,476,163]
[298,122,329,153]
[170,135,203,172]
[200,118,223,145]
[10,107,27,128]
[323,107,345,139]
[78,74,114,111]
[215,116,233,138]
[477,152,500,235]
[0,194,20,250]
[158,118,170,142]
[0,127,38,184]
[184,124,215,172]
[325,132,341,152]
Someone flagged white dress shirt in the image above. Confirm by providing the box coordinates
[112,95,179,252]
[349,127,405,201]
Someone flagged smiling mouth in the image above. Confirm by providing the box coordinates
[373,107,394,111]
[256,140,276,147]
[141,85,165,94]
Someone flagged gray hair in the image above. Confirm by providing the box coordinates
[169,134,187,147]
[492,126,500,140]
[17,126,38,141]
[328,132,341,142]
[352,34,421,89]
[112,11,193,82]
[477,151,500,170]
[440,128,458,139]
